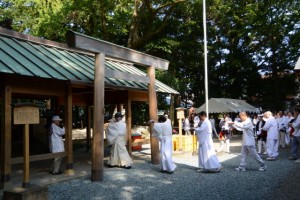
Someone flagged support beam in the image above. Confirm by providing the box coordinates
[22,124,30,188]
[64,83,74,175]
[66,31,169,70]
[91,53,105,182]
[86,106,92,152]
[0,86,12,189]
[126,92,132,155]
[147,66,160,164]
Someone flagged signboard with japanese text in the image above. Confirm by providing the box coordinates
[14,105,40,125]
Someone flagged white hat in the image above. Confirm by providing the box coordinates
[52,115,62,121]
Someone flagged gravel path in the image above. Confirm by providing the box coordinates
[49,137,300,200]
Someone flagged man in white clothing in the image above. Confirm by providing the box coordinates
[277,111,288,149]
[150,116,176,174]
[288,106,300,160]
[195,111,222,172]
[263,111,279,161]
[209,115,218,138]
[106,112,132,169]
[49,115,65,175]
[231,112,266,172]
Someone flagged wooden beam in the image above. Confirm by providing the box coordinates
[126,92,132,155]
[91,53,105,182]
[64,83,74,175]
[105,68,150,83]
[66,31,169,70]
[0,86,12,189]
[11,152,67,165]
[148,66,160,165]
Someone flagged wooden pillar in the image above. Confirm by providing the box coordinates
[170,94,175,126]
[86,106,92,152]
[64,84,74,175]
[126,92,132,155]
[147,66,160,164]
[22,124,30,188]
[0,86,12,189]
[91,53,105,182]
[117,104,123,112]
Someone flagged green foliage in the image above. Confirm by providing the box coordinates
[1,0,299,111]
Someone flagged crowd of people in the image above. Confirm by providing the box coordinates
[48,105,300,175]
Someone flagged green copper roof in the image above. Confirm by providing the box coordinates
[0,33,179,94]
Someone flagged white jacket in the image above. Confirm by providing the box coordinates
[234,118,255,146]
[263,116,279,140]
[195,118,212,145]
[49,123,65,153]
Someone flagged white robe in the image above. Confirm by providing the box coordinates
[106,120,132,167]
[49,123,65,153]
[152,122,176,172]
[195,118,221,171]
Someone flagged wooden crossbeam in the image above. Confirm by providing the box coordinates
[11,152,67,165]
[66,31,169,70]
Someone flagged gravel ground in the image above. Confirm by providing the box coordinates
[49,137,300,200]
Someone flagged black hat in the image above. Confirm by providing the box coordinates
[114,112,123,118]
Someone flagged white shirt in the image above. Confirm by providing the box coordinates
[263,116,279,140]
[194,116,200,128]
[234,118,255,146]
[292,115,300,137]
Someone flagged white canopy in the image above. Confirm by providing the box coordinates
[195,98,260,113]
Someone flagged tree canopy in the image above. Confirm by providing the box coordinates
[1,0,299,111]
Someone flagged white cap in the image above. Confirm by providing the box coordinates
[52,115,62,121]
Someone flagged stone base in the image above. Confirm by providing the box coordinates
[3,185,48,200]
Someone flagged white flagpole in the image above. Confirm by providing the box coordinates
[203,0,209,115]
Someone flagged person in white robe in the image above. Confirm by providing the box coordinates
[150,116,176,174]
[231,112,266,172]
[106,112,132,169]
[49,115,65,175]
[195,111,222,172]
[262,111,279,161]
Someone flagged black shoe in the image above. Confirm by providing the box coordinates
[51,171,62,175]
[124,166,132,169]
[165,170,174,174]
[106,164,116,168]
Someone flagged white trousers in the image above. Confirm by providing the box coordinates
[50,157,62,173]
[239,145,264,168]
[218,139,230,153]
[279,131,286,148]
[266,139,279,158]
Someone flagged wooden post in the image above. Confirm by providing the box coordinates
[0,86,12,189]
[86,106,92,152]
[169,94,175,126]
[91,53,105,181]
[126,92,132,155]
[178,119,183,151]
[65,84,74,175]
[22,124,30,188]
[147,66,160,164]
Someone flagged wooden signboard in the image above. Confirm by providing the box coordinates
[176,107,186,119]
[14,105,40,125]
[13,104,39,188]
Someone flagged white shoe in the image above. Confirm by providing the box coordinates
[235,167,246,172]
[295,159,300,163]
[258,165,266,171]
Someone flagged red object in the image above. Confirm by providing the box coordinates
[132,135,142,151]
